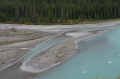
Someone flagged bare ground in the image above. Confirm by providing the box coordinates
[0,28,57,71]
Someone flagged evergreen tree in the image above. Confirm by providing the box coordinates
[0,0,120,24]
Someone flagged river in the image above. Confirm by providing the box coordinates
[0,25,120,79]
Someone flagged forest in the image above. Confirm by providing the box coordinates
[0,0,120,24]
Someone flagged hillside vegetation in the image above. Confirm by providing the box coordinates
[0,0,120,24]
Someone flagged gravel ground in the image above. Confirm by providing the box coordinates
[0,20,119,72]
[20,29,109,73]
[0,48,29,71]
[0,25,58,71]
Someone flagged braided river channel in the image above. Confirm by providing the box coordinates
[0,25,120,79]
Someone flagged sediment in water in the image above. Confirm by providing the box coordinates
[20,29,109,73]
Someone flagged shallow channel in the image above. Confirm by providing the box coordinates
[0,25,120,79]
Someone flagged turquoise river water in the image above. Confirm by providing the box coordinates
[0,25,120,79]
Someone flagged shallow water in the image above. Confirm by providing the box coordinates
[21,34,71,62]
[30,25,120,79]
[0,34,71,79]
[0,25,120,79]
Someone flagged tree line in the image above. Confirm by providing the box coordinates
[0,0,120,24]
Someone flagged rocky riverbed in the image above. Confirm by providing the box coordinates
[20,29,109,73]
[0,19,118,72]
[0,27,57,71]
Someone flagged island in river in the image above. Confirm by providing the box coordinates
[20,29,109,73]
[0,20,120,74]
[0,28,57,71]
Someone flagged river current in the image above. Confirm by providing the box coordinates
[0,25,120,79]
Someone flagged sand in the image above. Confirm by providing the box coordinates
[20,38,78,73]
[0,48,29,71]
[0,20,120,32]
[20,29,109,73]
[0,20,119,72]
[0,27,57,71]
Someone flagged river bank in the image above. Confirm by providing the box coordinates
[0,20,120,33]
[0,28,58,71]
[0,20,119,72]
[20,29,109,73]
[0,48,29,71]
[1,18,120,25]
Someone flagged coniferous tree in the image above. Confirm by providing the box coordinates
[0,0,120,24]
